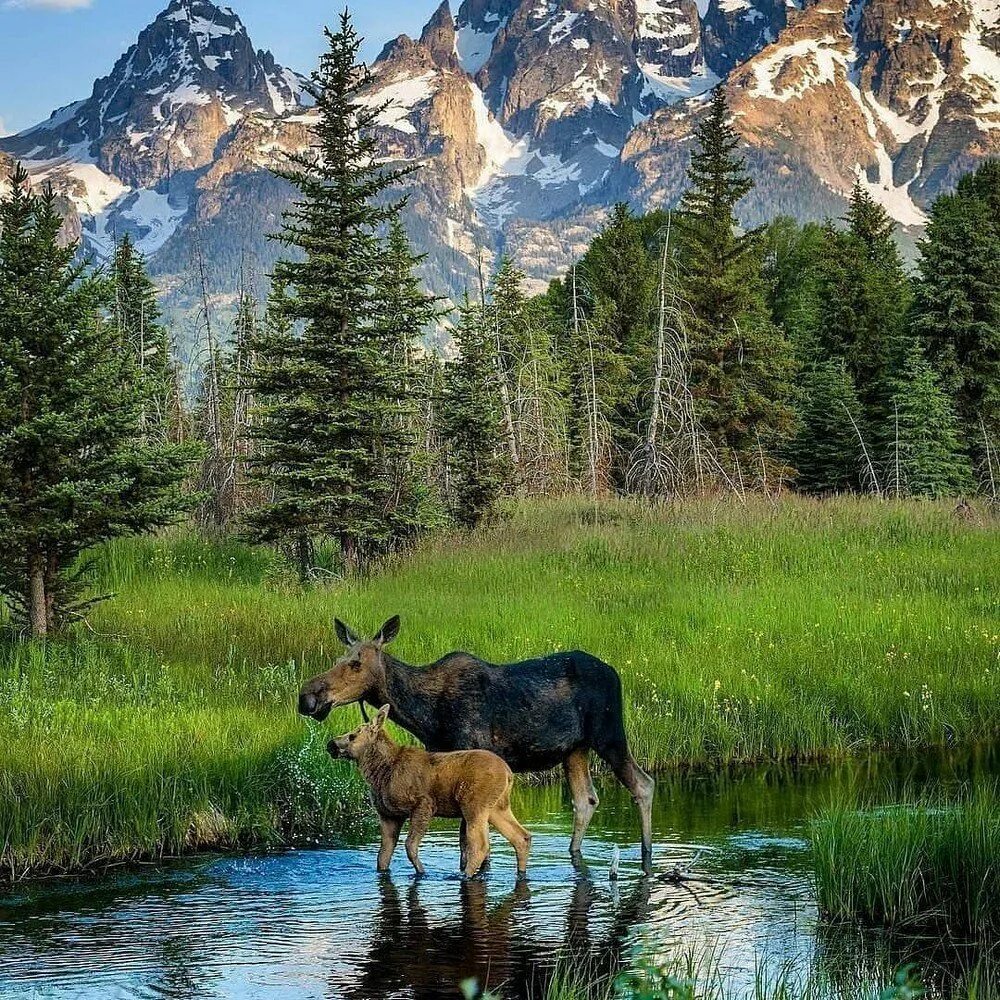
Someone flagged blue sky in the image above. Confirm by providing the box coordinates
[0,0,445,134]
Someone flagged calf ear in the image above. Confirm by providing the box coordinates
[334,618,359,646]
[375,615,401,646]
[374,704,391,730]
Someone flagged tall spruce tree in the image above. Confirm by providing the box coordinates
[248,12,418,576]
[788,359,865,495]
[828,183,912,418]
[110,233,176,442]
[679,87,794,474]
[0,167,193,636]
[578,205,661,487]
[374,216,446,540]
[442,296,507,527]
[912,161,1000,459]
[885,347,972,498]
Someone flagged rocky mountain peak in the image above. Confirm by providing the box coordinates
[3,0,303,184]
[420,1,461,69]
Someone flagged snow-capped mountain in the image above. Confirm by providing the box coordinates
[1,0,305,260]
[2,0,999,311]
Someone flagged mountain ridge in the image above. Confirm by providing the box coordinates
[2,0,999,314]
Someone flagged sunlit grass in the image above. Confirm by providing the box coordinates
[1,495,998,877]
[811,783,1000,939]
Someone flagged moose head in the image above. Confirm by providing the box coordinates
[326,705,391,760]
[297,616,401,721]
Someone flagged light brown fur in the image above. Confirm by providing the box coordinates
[328,706,532,878]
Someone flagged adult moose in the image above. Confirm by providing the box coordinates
[298,616,655,873]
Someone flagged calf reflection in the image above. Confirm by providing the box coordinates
[341,872,651,1000]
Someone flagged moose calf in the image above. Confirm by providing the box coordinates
[327,705,532,878]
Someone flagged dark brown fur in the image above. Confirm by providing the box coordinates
[300,616,655,872]
[328,705,532,877]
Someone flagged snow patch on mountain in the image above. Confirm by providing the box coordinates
[961,0,1000,127]
[455,11,507,74]
[358,72,437,135]
[749,36,845,101]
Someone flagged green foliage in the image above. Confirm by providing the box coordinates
[110,233,178,442]
[912,160,1000,454]
[812,784,1000,938]
[1,498,998,875]
[442,296,508,527]
[788,359,865,494]
[247,12,424,576]
[678,89,795,468]
[0,165,195,635]
[885,348,973,498]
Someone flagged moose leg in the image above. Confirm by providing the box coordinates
[599,745,655,875]
[463,812,491,878]
[488,806,532,876]
[564,749,599,862]
[377,816,403,872]
[405,799,434,876]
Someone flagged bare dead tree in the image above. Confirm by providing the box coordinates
[844,403,883,497]
[626,221,735,499]
[477,250,519,475]
[572,264,613,498]
[190,233,228,528]
[981,416,998,509]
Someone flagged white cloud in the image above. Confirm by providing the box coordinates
[0,117,8,137]
[3,0,93,9]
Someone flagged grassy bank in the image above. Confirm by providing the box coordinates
[475,950,996,999]
[2,496,998,877]
[811,784,1000,939]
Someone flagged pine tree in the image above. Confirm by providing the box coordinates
[912,161,1000,457]
[577,204,661,486]
[442,296,508,528]
[831,183,912,417]
[678,87,794,474]
[0,166,194,636]
[110,233,176,442]
[886,348,972,498]
[787,359,866,495]
[374,217,447,540]
[485,255,527,477]
[248,12,419,576]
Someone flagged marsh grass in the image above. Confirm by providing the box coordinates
[522,948,996,999]
[1,496,998,877]
[811,784,1000,939]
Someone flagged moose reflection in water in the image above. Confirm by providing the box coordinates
[299,616,656,872]
[343,870,652,1000]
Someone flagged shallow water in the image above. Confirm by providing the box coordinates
[0,747,996,1000]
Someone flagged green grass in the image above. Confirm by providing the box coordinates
[1,496,998,877]
[811,783,1000,939]
[478,948,997,999]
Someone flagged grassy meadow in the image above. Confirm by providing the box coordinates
[811,783,1000,939]
[1,496,999,877]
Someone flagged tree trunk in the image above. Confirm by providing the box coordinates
[45,551,59,634]
[296,534,313,584]
[341,533,358,576]
[27,551,47,639]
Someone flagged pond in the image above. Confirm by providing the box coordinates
[1,747,996,1000]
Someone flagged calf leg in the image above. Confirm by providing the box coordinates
[564,749,599,861]
[377,816,403,873]
[405,799,434,876]
[489,805,532,876]
[598,744,655,875]
[462,812,491,878]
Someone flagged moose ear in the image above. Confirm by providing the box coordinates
[374,704,391,730]
[375,615,401,646]
[334,618,359,646]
